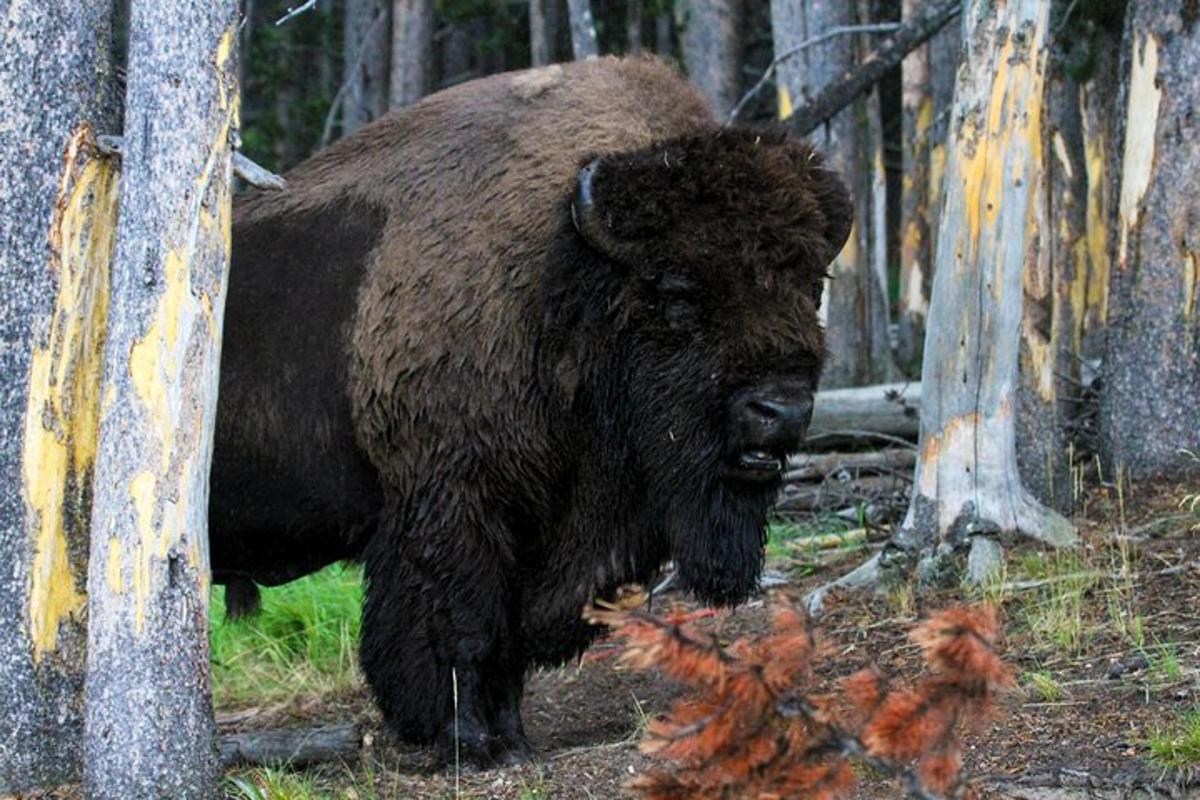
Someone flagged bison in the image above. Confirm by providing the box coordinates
[210,56,850,766]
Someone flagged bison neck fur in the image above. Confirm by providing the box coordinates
[211,56,844,766]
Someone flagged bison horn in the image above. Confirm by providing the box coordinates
[571,158,648,267]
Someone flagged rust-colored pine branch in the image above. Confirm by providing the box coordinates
[586,596,1013,800]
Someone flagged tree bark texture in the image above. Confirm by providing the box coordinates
[389,0,433,108]
[1015,13,1088,515]
[82,1,239,796]
[772,0,894,388]
[924,11,960,305]
[1078,42,1120,363]
[896,0,933,368]
[656,12,674,56]
[680,0,743,116]
[0,5,117,792]
[529,0,560,66]
[894,0,1075,567]
[1100,0,1200,480]
[343,0,390,134]
[567,0,600,59]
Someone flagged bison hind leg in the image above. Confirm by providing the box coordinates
[223,576,262,620]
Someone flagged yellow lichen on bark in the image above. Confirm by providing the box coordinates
[122,29,238,633]
[1117,33,1161,271]
[1185,250,1197,320]
[23,129,119,660]
[1082,119,1110,327]
[777,84,794,121]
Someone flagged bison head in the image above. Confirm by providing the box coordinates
[546,127,851,608]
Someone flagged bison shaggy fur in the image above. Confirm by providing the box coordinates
[210,56,850,766]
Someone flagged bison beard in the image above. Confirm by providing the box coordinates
[210,57,849,769]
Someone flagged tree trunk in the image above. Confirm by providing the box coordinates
[924,11,960,303]
[809,0,1076,611]
[343,0,390,135]
[679,0,743,116]
[567,0,600,59]
[1015,6,1089,515]
[530,0,560,66]
[82,1,238,796]
[656,12,674,56]
[773,0,895,388]
[1078,32,1121,365]
[896,0,933,369]
[627,0,644,55]
[1100,0,1200,480]
[0,5,117,792]
[389,0,433,108]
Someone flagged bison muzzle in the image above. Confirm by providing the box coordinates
[209,56,850,767]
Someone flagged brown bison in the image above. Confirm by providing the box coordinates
[209,56,850,766]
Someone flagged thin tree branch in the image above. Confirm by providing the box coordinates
[276,0,319,26]
[95,135,286,190]
[727,23,901,124]
[788,0,962,136]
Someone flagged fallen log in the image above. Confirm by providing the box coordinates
[785,449,917,482]
[218,723,361,768]
[776,475,907,513]
[807,382,921,444]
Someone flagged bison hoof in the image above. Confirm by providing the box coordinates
[492,732,535,767]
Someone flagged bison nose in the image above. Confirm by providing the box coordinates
[742,397,814,450]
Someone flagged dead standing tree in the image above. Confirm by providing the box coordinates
[680,0,744,117]
[390,0,434,108]
[0,5,118,793]
[1101,0,1200,480]
[82,0,239,796]
[772,0,895,388]
[809,0,1077,610]
[567,0,600,59]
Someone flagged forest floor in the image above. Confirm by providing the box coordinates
[209,477,1200,800]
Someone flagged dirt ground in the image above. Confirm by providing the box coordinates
[220,480,1200,800]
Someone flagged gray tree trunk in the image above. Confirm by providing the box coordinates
[389,0,433,108]
[926,12,960,279]
[896,0,932,369]
[567,0,600,59]
[1101,0,1200,480]
[0,5,117,792]
[808,0,1076,611]
[82,1,239,797]
[627,0,644,55]
[343,0,390,134]
[772,0,895,388]
[656,12,674,56]
[680,0,743,116]
[530,0,560,66]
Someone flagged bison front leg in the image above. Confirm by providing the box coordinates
[359,495,527,768]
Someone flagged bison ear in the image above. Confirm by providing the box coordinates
[571,157,653,268]
[809,165,853,262]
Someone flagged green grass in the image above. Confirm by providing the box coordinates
[1147,708,1200,769]
[1022,670,1063,702]
[210,563,364,707]
[766,515,859,561]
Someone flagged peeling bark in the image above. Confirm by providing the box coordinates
[680,0,744,116]
[1101,0,1200,480]
[0,5,117,791]
[82,1,239,796]
[772,0,895,388]
[1016,6,1089,514]
[810,0,1076,611]
[897,0,933,368]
